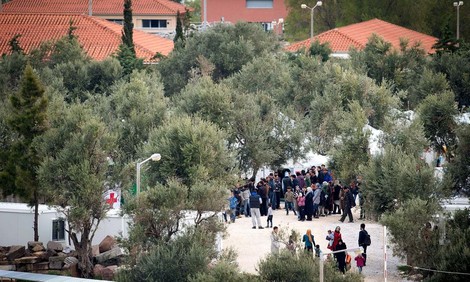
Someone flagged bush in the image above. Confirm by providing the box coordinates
[257,251,362,282]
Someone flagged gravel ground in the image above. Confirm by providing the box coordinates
[222,207,407,281]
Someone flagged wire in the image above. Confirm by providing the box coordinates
[409,265,470,276]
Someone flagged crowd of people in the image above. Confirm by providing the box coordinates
[225,165,370,275]
[226,164,365,226]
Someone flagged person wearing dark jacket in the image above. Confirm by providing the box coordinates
[358,223,369,265]
[282,172,293,195]
[333,181,342,214]
[336,239,347,274]
[339,186,355,223]
[305,187,314,221]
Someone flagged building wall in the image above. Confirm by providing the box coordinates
[95,14,177,35]
[204,0,287,24]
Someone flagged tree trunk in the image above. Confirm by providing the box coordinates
[33,190,39,241]
[251,167,259,181]
[71,229,93,278]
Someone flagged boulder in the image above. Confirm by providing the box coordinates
[46,249,57,257]
[27,241,44,250]
[47,241,63,252]
[99,236,116,253]
[64,256,78,267]
[31,262,49,272]
[0,265,15,271]
[6,245,25,261]
[101,265,118,280]
[33,251,48,260]
[95,247,123,264]
[32,244,45,252]
[14,256,38,264]
[49,256,65,270]
[93,264,105,277]
[91,245,100,257]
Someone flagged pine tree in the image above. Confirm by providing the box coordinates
[8,64,48,241]
[8,34,23,54]
[174,10,184,44]
[117,0,141,76]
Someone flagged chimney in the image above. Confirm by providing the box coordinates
[88,0,92,16]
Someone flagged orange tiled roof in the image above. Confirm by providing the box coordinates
[0,13,174,62]
[1,0,187,15]
[285,18,438,54]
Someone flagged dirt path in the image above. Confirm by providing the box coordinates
[222,208,407,281]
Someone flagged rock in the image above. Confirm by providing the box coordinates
[31,262,49,272]
[95,247,123,264]
[93,264,105,277]
[0,265,15,271]
[6,245,25,261]
[57,252,67,257]
[47,241,63,252]
[64,262,78,277]
[14,256,38,264]
[46,249,57,257]
[32,244,45,252]
[92,245,100,257]
[27,241,44,250]
[33,251,49,260]
[99,236,116,253]
[49,256,65,270]
[101,265,118,280]
[64,256,78,267]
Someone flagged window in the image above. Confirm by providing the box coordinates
[107,19,123,25]
[52,219,65,241]
[246,0,273,8]
[142,19,168,28]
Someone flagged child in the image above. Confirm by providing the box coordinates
[326,229,334,250]
[314,244,321,257]
[287,235,296,254]
[266,203,273,228]
[355,253,365,274]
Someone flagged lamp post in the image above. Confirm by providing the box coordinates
[136,153,161,194]
[301,1,322,40]
[454,1,464,41]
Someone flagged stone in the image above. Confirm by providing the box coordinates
[14,256,38,264]
[6,245,25,261]
[27,241,44,250]
[64,256,78,267]
[0,265,15,271]
[32,262,49,271]
[99,235,116,253]
[64,263,78,277]
[47,241,63,252]
[46,249,57,257]
[101,265,118,280]
[91,245,100,257]
[93,264,104,277]
[32,244,45,252]
[95,247,123,264]
[33,251,49,261]
[49,256,65,270]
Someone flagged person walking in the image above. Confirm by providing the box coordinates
[285,187,296,215]
[242,186,251,217]
[303,229,316,252]
[339,186,355,223]
[249,189,264,229]
[271,226,281,254]
[228,191,239,223]
[312,184,321,218]
[358,223,369,265]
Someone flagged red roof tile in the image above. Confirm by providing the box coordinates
[1,0,187,15]
[0,13,174,62]
[285,18,438,55]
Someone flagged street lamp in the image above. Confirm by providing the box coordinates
[136,153,161,194]
[301,1,322,40]
[454,1,464,41]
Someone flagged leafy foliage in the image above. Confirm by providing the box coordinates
[360,145,438,218]
[445,125,470,195]
[258,250,362,282]
[157,22,279,96]
[381,198,440,266]
[417,91,458,158]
